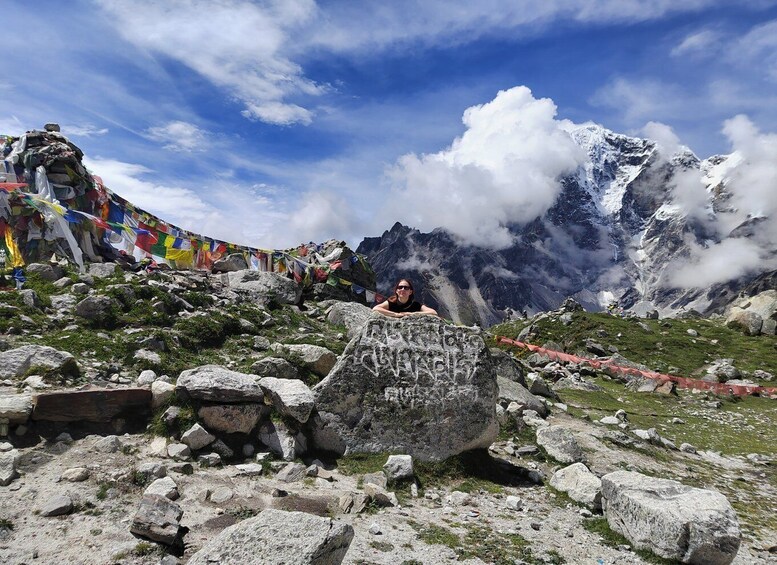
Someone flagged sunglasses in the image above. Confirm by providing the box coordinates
[396,285,412,290]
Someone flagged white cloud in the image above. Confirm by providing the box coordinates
[590,78,689,124]
[667,238,767,287]
[736,19,777,81]
[308,1,725,53]
[671,29,720,57]
[94,0,324,126]
[84,156,364,250]
[386,86,586,249]
[146,121,208,152]
[666,114,777,287]
[641,121,682,156]
[63,124,109,138]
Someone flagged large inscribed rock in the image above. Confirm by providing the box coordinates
[312,316,498,461]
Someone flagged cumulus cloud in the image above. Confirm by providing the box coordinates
[94,0,324,126]
[386,86,586,249]
[641,121,682,156]
[146,121,208,152]
[666,114,777,287]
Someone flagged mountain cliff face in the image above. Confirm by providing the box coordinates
[358,124,774,326]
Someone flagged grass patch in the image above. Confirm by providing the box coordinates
[337,452,388,476]
[558,376,777,456]
[491,312,777,377]
[369,540,395,552]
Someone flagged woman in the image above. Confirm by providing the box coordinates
[373,278,438,318]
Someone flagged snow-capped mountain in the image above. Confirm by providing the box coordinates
[357,124,775,326]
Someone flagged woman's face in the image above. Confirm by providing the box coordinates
[395,280,413,303]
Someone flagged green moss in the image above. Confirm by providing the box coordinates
[174,311,241,350]
[408,520,460,549]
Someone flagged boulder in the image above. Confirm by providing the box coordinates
[251,357,299,380]
[0,394,33,424]
[180,423,216,451]
[151,380,176,409]
[176,365,263,403]
[212,253,249,273]
[198,403,268,434]
[725,310,763,336]
[497,376,548,417]
[601,470,741,564]
[274,344,337,377]
[549,462,602,510]
[259,420,306,461]
[26,263,64,281]
[0,345,78,380]
[226,270,301,305]
[312,316,498,461]
[536,425,585,464]
[326,302,375,339]
[88,262,119,278]
[259,377,315,423]
[187,509,354,565]
[0,447,20,486]
[383,454,413,481]
[490,349,526,386]
[74,295,119,324]
[32,388,151,422]
[144,476,179,500]
[130,494,185,547]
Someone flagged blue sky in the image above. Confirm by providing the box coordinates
[3,0,777,250]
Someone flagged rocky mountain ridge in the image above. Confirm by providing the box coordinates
[358,124,776,327]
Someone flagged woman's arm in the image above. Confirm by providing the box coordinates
[419,304,438,316]
[373,301,405,318]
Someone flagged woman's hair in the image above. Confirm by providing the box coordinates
[388,278,414,303]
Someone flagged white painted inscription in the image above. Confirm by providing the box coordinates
[355,320,484,409]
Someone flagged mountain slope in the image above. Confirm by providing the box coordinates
[358,124,774,326]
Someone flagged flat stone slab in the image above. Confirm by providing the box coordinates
[187,508,353,565]
[312,316,498,461]
[32,388,151,422]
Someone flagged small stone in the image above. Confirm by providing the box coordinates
[198,453,222,467]
[40,494,73,517]
[369,523,382,535]
[680,443,697,454]
[61,467,90,482]
[505,495,522,511]
[144,476,179,500]
[167,443,191,460]
[235,463,263,476]
[271,488,288,498]
[209,487,233,504]
[530,522,541,531]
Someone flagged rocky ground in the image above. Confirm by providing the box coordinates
[0,263,775,565]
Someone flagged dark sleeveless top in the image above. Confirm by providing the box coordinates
[388,299,422,313]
